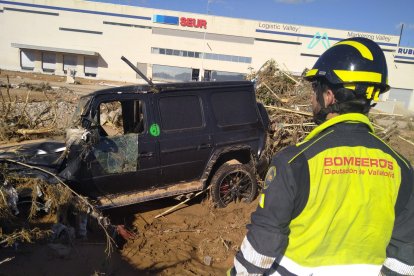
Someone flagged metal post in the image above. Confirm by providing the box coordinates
[200,0,211,81]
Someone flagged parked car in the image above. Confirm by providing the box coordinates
[0,80,269,209]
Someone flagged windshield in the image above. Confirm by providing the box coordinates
[70,96,92,128]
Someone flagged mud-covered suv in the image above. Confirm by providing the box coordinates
[1,81,269,209]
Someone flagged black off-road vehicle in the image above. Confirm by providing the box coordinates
[0,63,269,210]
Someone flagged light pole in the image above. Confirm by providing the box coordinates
[200,0,211,81]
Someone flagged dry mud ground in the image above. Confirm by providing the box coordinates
[1,71,414,276]
[1,198,255,276]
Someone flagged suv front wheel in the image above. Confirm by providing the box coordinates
[210,163,258,208]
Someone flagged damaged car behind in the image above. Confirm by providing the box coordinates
[0,80,270,211]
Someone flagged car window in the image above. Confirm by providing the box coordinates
[99,101,124,136]
[159,95,203,131]
[98,100,145,137]
[211,91,257,127]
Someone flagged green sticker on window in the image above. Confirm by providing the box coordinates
[149,123,160,137]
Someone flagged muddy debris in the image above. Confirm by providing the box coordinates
[0,76,79,143]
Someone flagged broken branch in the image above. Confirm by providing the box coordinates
[154,189,207,219]
[396,134,414,147]
[264,105,312,117]
[0,257,14,265]
[370,112,404,117]
[16,128,55,136]
[262,82,288,103]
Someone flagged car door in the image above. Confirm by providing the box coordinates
[81,93,160,196]
[155,91,213,186]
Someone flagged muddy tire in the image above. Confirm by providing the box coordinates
[210,163,257,208]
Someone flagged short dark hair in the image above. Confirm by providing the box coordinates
[314,79,373,114]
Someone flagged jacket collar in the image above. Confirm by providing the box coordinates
[303,113,374,142]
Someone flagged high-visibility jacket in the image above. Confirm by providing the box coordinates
[231,113,414,276]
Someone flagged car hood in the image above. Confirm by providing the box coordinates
[0,140,66,169]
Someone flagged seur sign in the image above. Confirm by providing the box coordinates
[180,17,207,29]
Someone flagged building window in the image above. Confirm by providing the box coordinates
[192,69,200,81]
[211,70,246,81]
[204,70,211,81]
[59,27,103,35]
[4,7,58,16]
[152,64,192,82]
[84,56,98,77]
[42,52,56,73]
[20,50,35,71]
[151,47,251,63]
[103,21,151,29]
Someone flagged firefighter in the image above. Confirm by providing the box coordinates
[229,37,414,275]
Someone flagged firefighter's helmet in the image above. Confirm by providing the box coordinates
[305,37,390,94]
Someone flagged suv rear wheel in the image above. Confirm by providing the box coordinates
[211,163,257,208]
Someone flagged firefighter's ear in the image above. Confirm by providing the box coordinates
[324,89,336,106]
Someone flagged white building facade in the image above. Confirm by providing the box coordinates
[1,0,414,111]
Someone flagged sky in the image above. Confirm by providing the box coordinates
[90,0,414,47]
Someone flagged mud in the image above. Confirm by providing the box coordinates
[0,197,257,276]
[115,199,256,275]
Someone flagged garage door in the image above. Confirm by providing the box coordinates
[42,52,56,72]
[20,50,35,70]
[84,56,98,77]
[63,54,77,73]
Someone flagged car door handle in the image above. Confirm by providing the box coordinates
[140,152,154,157]
[198,143,212,150]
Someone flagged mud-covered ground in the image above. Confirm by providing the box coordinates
[1,70,414,276]
[0,197,256,276]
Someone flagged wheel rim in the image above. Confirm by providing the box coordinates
[218,170,253,206]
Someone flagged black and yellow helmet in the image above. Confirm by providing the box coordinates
[305,37,390,94]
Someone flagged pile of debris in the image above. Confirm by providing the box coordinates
[0,77,78,143]
[0,161,118,256]
[0,169,71,246]
[248,60,315,157]
[250,60,414,159]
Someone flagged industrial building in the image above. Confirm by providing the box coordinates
[1,0,414,112]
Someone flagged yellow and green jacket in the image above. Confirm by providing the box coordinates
[231,113,414,276]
